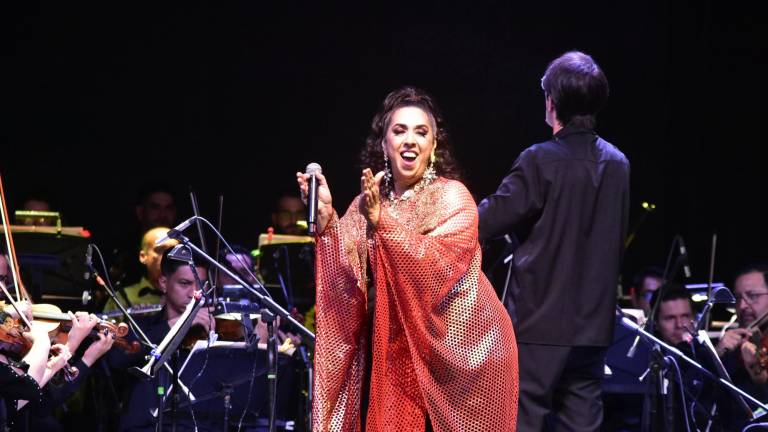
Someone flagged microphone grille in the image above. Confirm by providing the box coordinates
[306,162,322,175]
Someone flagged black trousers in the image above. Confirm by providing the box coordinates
[517,343,607,432]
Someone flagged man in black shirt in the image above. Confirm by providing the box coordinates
[109,247,214,431]
[651,286,719,430]
[478,51,629,431]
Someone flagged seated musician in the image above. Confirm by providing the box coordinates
[649,286,724,430]
[655,285,695,347]
[271,193,307,236]
[717,265,768,412]
[217,244,259,288]
[629,266,665,317]
[3,254,118,430]
[103,227,178,313]
[27,312,116,432]
[1,306,73,431]
[109,247,213,431]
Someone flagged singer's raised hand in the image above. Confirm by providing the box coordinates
[296,170,333,233]
[360,168,385,228]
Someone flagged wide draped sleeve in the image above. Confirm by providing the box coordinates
[313,202,370,432]
[368,179,518,432]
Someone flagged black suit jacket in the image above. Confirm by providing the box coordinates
[478,125,630,346]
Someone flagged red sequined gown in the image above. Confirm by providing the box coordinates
[314,177,518,432]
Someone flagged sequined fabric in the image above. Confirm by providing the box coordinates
[314,177,518,432]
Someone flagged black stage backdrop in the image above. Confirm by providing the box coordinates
[2,0,766,288]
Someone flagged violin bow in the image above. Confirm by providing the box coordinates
[0,172,33,304]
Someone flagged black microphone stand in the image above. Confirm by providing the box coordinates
[273,245,315,432]
[641,345,676,431]
[261,308,279,432]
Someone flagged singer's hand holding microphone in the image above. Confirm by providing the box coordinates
[296,163,333,234]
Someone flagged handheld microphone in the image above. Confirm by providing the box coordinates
[306,163,322,235]
[678,236,692,279]
[154,216,197,246]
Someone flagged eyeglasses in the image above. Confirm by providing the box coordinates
[735,291,768,305]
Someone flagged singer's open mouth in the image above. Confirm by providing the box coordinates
[400,150,418,162]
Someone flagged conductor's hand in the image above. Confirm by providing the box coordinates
[296,170,333,233]
[360,168,385,228]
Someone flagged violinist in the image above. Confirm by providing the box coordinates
[1,306,73,431]
[3,252,122,430]
[717,265,768,395]
[25,312,116,432]
[109,247,213,431]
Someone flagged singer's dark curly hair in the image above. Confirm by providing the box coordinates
[359,86,462,187]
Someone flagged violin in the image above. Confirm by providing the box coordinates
[30,303,140,354]
[746,309,768,368]
[31,303,129,337]
[0,310,32,358]
[0,286,80,381]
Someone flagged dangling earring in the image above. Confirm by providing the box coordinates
[382,145,393,192]
[423,144,437,183]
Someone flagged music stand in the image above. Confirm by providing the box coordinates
[14,210,61,229]
[3,225,92,310]
[164,340,295,431]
